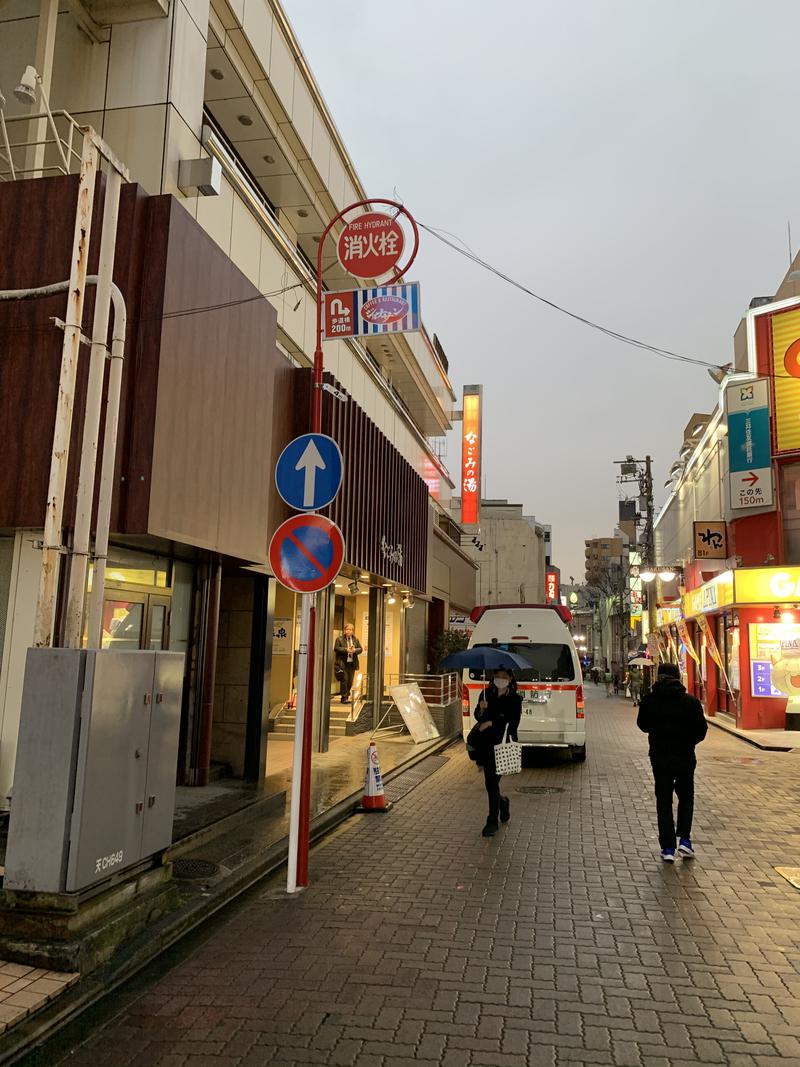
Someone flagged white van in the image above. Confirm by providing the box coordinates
[461,604,586,762]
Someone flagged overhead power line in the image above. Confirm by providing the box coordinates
[418,221,727,372]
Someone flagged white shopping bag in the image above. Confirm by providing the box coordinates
[493,741,522,776]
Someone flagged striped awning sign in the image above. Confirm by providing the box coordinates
[322,282,421,341]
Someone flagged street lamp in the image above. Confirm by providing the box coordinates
[640,568,656,582]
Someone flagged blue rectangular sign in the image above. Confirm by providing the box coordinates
[728,407,771,473]
[751,659,782,698]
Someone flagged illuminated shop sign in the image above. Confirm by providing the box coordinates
[461,386,482,526]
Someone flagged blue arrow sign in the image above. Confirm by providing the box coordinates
[275,433,343,512]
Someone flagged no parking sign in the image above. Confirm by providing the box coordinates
[268,513,345,593]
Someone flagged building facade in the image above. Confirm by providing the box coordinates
[0,0,471,810]
[455,498,549,606]
[652,253,800,731]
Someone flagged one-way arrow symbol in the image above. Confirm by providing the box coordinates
[296,439,326,507]
[742,472,759,486]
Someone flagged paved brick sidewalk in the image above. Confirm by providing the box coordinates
[45,689,800,1066]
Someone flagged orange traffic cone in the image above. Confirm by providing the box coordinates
[357,741,392,813]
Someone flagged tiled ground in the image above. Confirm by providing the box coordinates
[0,963,78,1033]
[42,687,800,1065]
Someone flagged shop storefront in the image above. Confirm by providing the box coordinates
[681,566,800,730]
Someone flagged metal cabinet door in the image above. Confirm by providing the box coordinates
[66,651,155,892]
[140,651,184,858]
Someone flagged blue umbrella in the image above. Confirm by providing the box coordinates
[441,646,532,672]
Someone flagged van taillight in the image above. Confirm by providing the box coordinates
[576,685,585,719]
[462,683,470,716]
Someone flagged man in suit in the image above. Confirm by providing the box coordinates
[334,624,363,703]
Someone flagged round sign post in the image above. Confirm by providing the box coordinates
[287,199,419,895]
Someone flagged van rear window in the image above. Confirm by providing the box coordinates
[469,642,575,682]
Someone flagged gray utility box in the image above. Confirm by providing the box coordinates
[4,648,184,894]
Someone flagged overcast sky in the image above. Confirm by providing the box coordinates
[284,0,800,579]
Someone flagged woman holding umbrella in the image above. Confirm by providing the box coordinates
[473,669,522,836]
[441,646,530,838]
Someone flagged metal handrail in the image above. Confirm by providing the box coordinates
[0,109,87,180]
[385,672,460,707]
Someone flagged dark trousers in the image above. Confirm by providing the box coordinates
[483,765,502,823]
[338,662,355,699]
[651,756,695,850]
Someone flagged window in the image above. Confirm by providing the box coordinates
[469,642,575,682]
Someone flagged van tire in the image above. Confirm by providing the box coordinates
[570,745,587,763]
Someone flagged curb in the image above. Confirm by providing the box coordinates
[1,734,456,1066]
[705,714,793,752]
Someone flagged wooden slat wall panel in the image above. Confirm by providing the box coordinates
[297,369,428,593]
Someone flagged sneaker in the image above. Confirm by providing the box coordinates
[482,820,498,837]
[678,839,695,858]
[660,848,676,863]
[499,797,510,823]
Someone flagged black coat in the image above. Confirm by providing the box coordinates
[474,685,522,748]
[636,679,707,760]
[334,634,362,670]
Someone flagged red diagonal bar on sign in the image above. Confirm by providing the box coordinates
[287,530,325,576]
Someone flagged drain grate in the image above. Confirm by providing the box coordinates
[516,785,565,795]
[382,755,449,804]
[172,858,220,880]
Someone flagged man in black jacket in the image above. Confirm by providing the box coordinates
[637,662,707,862]
[333,624,362,703]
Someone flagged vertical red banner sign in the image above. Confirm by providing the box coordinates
[546,570,559,604]
[461,386,482,525]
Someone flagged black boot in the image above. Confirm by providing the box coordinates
[482,820,498,837]
[499,796,510,823]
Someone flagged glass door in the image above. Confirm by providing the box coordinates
[145,595,170,649]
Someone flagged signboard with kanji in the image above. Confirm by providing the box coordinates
[322,284,421,341]
[461,386,482,526]
[693,520,727,560]
[337,212,405,278]
[546,570,559,604]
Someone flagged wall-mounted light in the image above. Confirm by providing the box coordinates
[658,569,676,582]
[640,569,657,582]
[348,580,359,595]
[387,591,397,605]
[402,593,415,608]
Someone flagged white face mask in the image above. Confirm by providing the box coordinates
[494,678,509,692]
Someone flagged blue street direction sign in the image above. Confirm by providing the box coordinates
[275,433,343,512]
[725,378,774,511]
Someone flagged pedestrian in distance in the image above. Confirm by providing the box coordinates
[629,665,642,706]
[470,669,522,838]
[604,668,613,697]
[637,662,707,862]
[333,623,362,703]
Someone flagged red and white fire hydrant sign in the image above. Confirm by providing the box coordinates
[337,211,405,278]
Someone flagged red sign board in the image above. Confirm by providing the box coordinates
[337,212,404,278]
[269,514,345,594]
[461,389,481,525]
[546,570,559,604]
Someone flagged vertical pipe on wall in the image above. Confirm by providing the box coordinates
[34,134,98,647]
[64,169,122,647]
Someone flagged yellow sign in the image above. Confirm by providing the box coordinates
[734,567,800,605]
[772,305,800,453]
[656,606,682,627]
[682,571,734,619]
